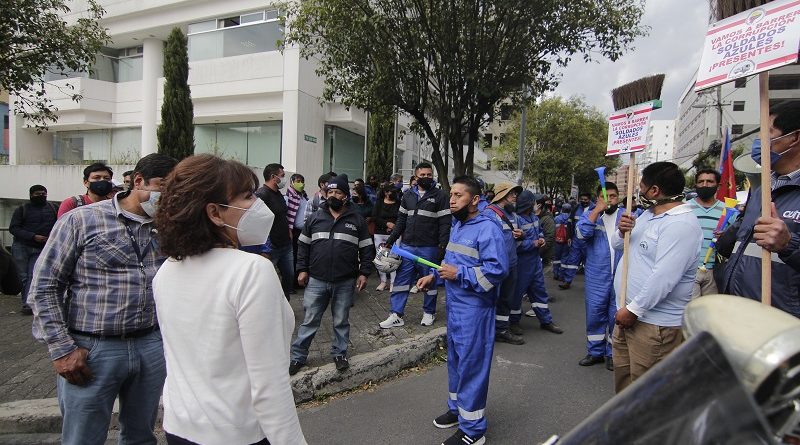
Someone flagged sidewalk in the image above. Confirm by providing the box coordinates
[0,274,446,404]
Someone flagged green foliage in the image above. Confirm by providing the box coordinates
[285,0,646,187]
[157,28,194,161]
[366,108,395,181]
[1,0,109,131]
[496,97,618,197]
[686,141,747,190]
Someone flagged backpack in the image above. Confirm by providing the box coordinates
[555,223,568,244]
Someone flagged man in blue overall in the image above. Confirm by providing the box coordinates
[417,175,508,445]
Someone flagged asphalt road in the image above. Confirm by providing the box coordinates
[298,274,615,445]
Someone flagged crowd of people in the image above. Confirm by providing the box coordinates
[1,100,799,445]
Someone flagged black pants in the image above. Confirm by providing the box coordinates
[166,432,270,445]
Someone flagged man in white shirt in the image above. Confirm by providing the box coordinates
[611,161,703,393]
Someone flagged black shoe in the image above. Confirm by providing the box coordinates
[334,355,350,372]
[540,323,564,334]
[441,429,485,445]
[289,360,305,376]
[558,282,571,290]
[605,357,614,371]
[495,330,525,345]
[578,354,605,366]
[433,410,459,429]
[19,305,33,316]
[509,323,524,336]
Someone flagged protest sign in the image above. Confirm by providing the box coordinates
[695,0,800,91]
[606,101,656,156]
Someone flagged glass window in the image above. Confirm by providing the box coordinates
[326,126,365,180]
[188,31,223,61]
[734,78,747,88]
[188,20,216,33]
[222,22,282,58]
[241,12,264,24]
[193,121,281,166]
[220,16,241,28]
[110,128,142,163]
[266,9,280,20]
[246,122,282,167]
[732,124,744,135]
[733,101,745,112]
[188,12,284,61]
[115,56,143,82]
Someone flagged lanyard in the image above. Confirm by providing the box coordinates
[122,220,152,269]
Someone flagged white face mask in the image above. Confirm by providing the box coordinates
[218,198,275,246]
[140,191,161,218]
[276,175,287,189]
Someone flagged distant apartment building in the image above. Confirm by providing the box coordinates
[636,119,675,176]
[675,65,800,170]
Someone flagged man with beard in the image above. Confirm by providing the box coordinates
[9,185,58,314]
[380,162,451,328]
[417,175,507,445]
[576,182,623,371]
[688,169,724,298]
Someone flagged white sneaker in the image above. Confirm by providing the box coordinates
[376,282,387,291]
[421,313,435,326]
[410,285,419,294]
[379,313,405,329]
[524,309,537,317]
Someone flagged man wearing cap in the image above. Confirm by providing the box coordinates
[513,191,564,335]
[291,174,375,374]
[484,182,525,345]
[553,203,572,281]
[380,162,451,329]
[576,182,624,371]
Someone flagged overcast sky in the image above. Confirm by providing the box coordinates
[552,0,710,120]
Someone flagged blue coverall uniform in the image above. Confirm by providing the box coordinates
[562,204,589,283]
[432,212,508,438]
[553,212,570,280]
[512,213,554,325]
[482,204,516,331]
[576,205,623,358]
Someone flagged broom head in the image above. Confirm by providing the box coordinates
[611,74,666,111]
[711,0,773,22]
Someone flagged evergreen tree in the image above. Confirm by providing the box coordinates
[366,108,395,181]
[157,27,194,160]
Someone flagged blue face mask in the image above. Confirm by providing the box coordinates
[751,132,798,166]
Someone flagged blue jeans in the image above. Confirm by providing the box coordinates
[11,242,42,307]
[58,330,166,445]
[291,277,355,363]
[270,244,294,297]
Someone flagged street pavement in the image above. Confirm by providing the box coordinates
[0,272,446,404]
[298,272,615,444]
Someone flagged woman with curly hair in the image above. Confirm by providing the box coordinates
[153,154,307,445]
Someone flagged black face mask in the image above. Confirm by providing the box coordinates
[581,201,590,208]
[452,205,471,222]
[30,196,47,206]
[327,197,344,211]
[88,180,113,196]
[417,177,434,190]
[504,203,516,214]
[695,186,718,200]
[605,204,619,215]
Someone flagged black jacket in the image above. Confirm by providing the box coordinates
[256,185,291,248]
[386,187,451,248]
[297,203,375,282]
[1,247,22,296]
[9,201,58,248]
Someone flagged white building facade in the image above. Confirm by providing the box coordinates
[636,119,675,176]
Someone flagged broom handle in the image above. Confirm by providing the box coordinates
[759,72,772,306]
[618,152,637,310]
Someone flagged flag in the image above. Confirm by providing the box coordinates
[716,128,736,200]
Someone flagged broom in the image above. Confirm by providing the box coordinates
[610,74,665,311]
[712,0,772,306]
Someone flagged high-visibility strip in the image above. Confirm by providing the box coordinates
[449,392,457,401]
[587,334,606,341]
[576,229,585,240]
[358,238,373,248]
[520,223,535,230]
[416,209,438,218]
[426,289,437,296]
[496,314,510,321]
[298,234,312,244]
[510,309,522,315]
[532,302,548,309]
[392,285,411,292]
[399,207,409,214]
[447,242,479,259]
[333,233,359,245]
[474,267,494,291]
[458,407,485,421]
[561,264,579,270]
[552,261,561,265]
[436,209,451,217]
[311,232,331,241]
[735,241,785,264]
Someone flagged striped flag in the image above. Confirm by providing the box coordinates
[716,128,736,200]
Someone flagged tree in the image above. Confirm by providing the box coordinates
[285,0,645,188]
[157,27,194,160]
[1,0,108,131]
[495,96,618,197]
[366,108,395,181]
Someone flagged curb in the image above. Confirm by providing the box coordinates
[0,327,447,436]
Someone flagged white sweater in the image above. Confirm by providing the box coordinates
[153,248,307,445]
